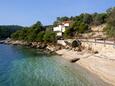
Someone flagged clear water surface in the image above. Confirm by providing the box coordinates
[0,44,110,86]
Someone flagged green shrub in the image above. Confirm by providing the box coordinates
[36,31,45,42]
[78,23,89,33]
[11,31,20,40]
[43,31,56,43]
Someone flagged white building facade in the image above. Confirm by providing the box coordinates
[53,22,70,36]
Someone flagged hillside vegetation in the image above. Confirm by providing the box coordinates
[11,7,115,42]
[11,21,56,43]
[0,25,23,39]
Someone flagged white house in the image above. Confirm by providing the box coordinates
[53,21,70,36]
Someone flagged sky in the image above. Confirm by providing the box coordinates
[0,0,115,26]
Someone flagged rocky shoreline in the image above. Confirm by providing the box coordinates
[0,39,64,55]
[0,39,85,62]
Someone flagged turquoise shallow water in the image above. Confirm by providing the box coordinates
[0,44,109,86]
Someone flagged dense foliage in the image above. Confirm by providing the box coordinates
[53,13,107,26]
[11,7,115,40]
[0,25,23,39]
[53,10,108,38]
[104,7,115,38]
[53,16,69,26]
[64,21,89,38]
[53,7,115,38]
[11,21,56,43]
[43,31,56,43]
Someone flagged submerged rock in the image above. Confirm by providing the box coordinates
[70,58,80,63]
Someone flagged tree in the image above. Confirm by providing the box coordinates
[107,7,115,26]
[70,21,80,31]
[0,25,23,39]
[53,16,69,26]
[31,21,45,32]
[11,28,28,40]
[57,16,69,22]
[83,13,93,25]
[92,13,107,25]
[105,7,115,38]
[32,21,42,28]
[70,21,89,33]
[78,23,89,33]
[64,20,89,38]
[36,31,45,42]
[43,31,56,43]
[11,31,20,40]
[64,21,80,38]
[64,28,75,38]
[11,21,57,43]
[23,21,44,41]
[26,29,37,41]
[105,26,115,38]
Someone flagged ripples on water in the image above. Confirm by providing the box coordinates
[0,44,108,86]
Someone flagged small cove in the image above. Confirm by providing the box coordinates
[0,44,110,86]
